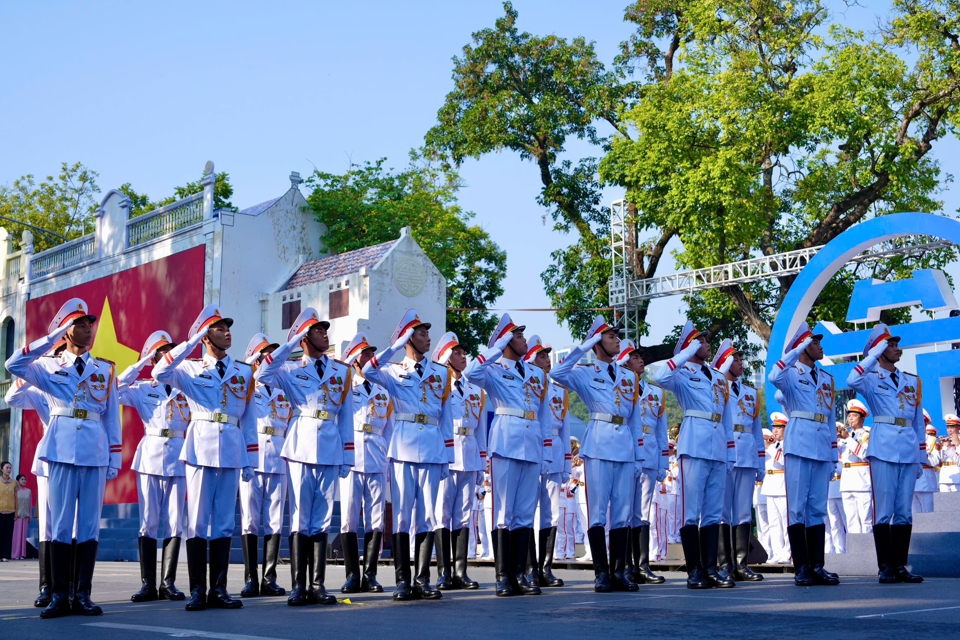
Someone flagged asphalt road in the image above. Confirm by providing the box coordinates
[2,561,959,639]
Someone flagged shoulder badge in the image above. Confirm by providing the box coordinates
[96,357,115,365]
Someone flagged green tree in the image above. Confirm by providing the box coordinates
[0,162,100,252]
[121,172,234,218]
[304,154,507,354]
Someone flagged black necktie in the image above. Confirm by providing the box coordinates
[890,371,899,387]
[608,363,616,382]
[216,360,225,378]
[265,385,272,396]
[165,384,172,397]
[364,380,372,395]
[415,361,423,378]
[517,361,525,379]
[75,358,85,377]
[733,381,740,397]
[701,365,712,381]
[316,358,325,379]
[811,367,818,384]
[455,379,463,396]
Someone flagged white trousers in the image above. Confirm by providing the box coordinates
[583,457,633,530]
[340,471,385,533]
[842,491,874,534]
[391,461,441,534]
[185,464,239,540]
[767,496,790,563]
[723,467,756,526]
[651,501,669,560]
[940,483,959,492]
[555,505,576,559]
[826,497,846,554]
[36,476,52,543]
[439,470,479,531]
[665,494,679,542]
[575,496,591,559]
[755,503,770,558]
[784,454,831,526]
[482,502,493,556]
[491,456,539,530]
[538,472,561,530]
[47,462,106,544]
[239,471,286,536]
[287,461,337,536]
[470,509,489,558]
[913,492,934,513]
[679,455,725,527]
[138,472,186,539]
[631,468,656,527]
[869,459,918,526]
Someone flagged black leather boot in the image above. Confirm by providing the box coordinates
[587,526,612,592]
[240,533,260,597]
[260,534,286,596]
[184,537,207,610]
[452,528,479,589]
[309,533,338,604]
[340,532,361,593]
[493,529,515,597]
[392,532,413,601]
[623,526,637,583]
[40,541,72,618]
[70,539,78,605]
[680,525,708,589]
[413,531,442,599]
[207,537,242,608]
[538,527,564,587]
[435,528,454,590]
[610,527,639,591]
[733,524,763,581]
[806,524,839,585]
[524,528,540,588]
[787,524,813,586]
[717,524,736,582]
[891,524,923,583]
[511,528,541,595]
[287,533,309,605]
[635,525,664,584]
[35,540,52,607]
[361,531,384,592]
[71,540,103,615]
[131,537,159,601]
[872,523,896,583]
[159,537,185,600]
[701,524,735,588]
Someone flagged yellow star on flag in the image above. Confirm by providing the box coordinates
[89,296,139,420]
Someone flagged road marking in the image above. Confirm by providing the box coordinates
[856,604,960,619]
[83,622,288,640]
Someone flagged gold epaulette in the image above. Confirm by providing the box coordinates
[96,357,115,365]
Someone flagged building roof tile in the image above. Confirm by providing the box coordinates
[284,240,395,289]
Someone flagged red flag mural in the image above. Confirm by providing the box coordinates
[19,245,205,504]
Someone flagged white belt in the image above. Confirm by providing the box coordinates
[51,407,101,422]
[792,411,827,423]
[874,416,909,427]
[297,408,333,421]
[259,426,286,437]
[355,423,384,436]
[145,427,184,438]
[590,412,625,425]
[456,427,475,436]
[495,408,537,421]
[684,410,721,423]
[733,424,752,434]
[395,413,439,426]
[193,411,239,425]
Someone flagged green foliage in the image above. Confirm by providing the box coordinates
[303,154,507,354]
[0,162,100,252]
[122,172,234,219]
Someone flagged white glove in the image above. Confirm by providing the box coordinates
[133,353,154,371]
[634,462,643,478]
[440,465,450,481]
[241,467,254,482]
[756,468,766,483]
[867,338,889,359]
[493,332,514,352]
[583,333,604,350]
[788,336,813,359]
[105,467,119,481]
[391,327,415,351]
[339,465,351,479]
[657,469,667,483]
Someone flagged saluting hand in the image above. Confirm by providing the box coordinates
[391,327,415,351]
[867,338,889,360]
[493,332,513,352]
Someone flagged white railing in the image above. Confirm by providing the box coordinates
[30,234,97,279]
[126,192,205,248]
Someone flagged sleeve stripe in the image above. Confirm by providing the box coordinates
[776,361,785,370]
[666,360,676,371]
[477,354,486,364]
[855,365,864,375]
[264,354,273,365]
[371,356,380,369]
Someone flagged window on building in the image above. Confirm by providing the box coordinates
[329,289,348,319]
[281,299,301,330]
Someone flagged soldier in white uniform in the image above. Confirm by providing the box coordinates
[665,439,680,543]
[464,313,549,596]
[761,414,789,563]
[551,316,642,593]
[255,308,353,606]
[6,299,122,618]
[825,422,845,554]
[118,331,189,602]
[840,400,873,534]
[847,325,924,583]
[654,321,735,589]
[338,333,391,594]
[481,468,494,559]
[362,309,452,602]
[238,333,289,598]
[754,428,773,559]
[939,414,960,491]
[431,331,486,590]
[914,411,938,513]
[615,339,667,585]
[712,339,765,582]
[153,304,258,611]
[525,335,570,588]
[768,322,840,586]
[571,445,591,561]
[556,443,578,561]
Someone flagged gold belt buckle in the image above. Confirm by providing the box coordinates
[263,426,277,436]
[362,424,374,434]
[734,424,745,433]
[523,410,535,421]
[74,409,88,420]
[612,415,624,425]
[894,417,907,427]
[213,412,229,424]
[315,410,331,420]
[159,428,174,438]
[457,427,470,436]
[711,413,721,422]
[815,414,826,423]
[642,425,652,434]
[413,414,427,424]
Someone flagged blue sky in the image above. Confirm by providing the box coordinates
[2,1,958,352]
